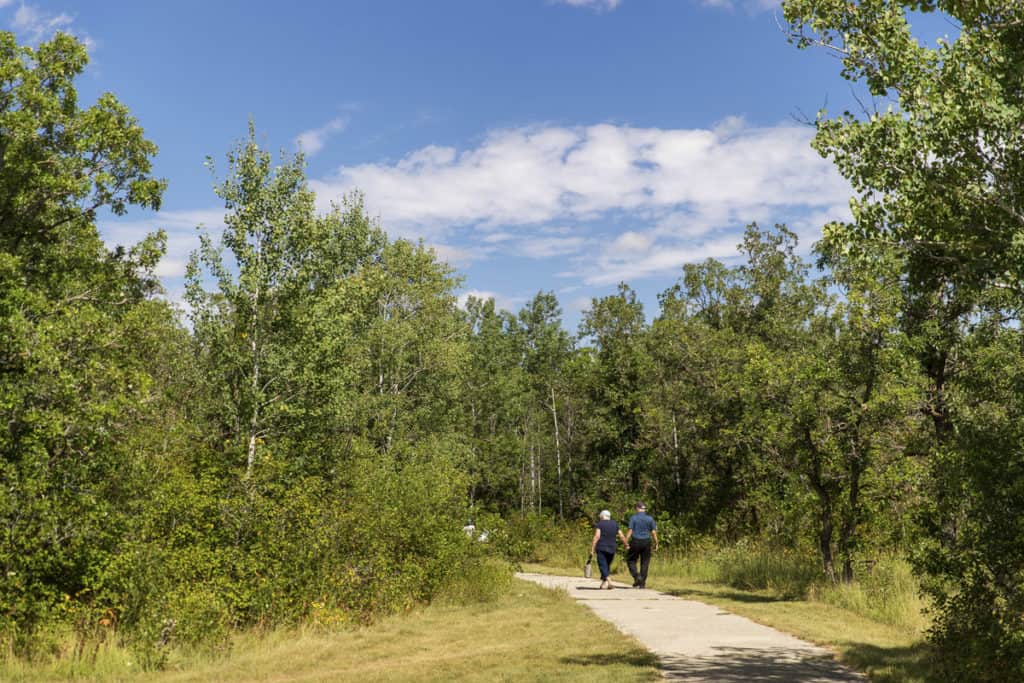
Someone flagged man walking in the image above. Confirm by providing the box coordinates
[625,502,658,589]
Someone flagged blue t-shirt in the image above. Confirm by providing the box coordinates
[629,512,656,540]
[595,520,619,552]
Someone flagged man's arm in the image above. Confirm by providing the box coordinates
[651,529,659,551]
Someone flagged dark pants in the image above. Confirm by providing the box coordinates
[595,549,615,580]
[627,538,652,586]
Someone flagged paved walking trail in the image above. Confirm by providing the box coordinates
[516,572,864,681]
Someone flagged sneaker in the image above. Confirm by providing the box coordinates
[598,579,608,589]
[605,581,614,590]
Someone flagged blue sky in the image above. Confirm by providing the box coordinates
[6,0,892,328]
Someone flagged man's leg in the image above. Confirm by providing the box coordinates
[639,541,652,587]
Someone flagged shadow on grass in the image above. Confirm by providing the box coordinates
[561,652,659,668]
[840,641,932,683]
[664,587,792,604]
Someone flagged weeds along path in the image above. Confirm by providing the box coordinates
[516,572,864,682]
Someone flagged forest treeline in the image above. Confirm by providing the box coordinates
[4,0,1024,678]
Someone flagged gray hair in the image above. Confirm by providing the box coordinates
[598,510,611,520]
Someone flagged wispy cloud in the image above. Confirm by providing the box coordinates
[698,0,780,12]
[518,235,588,259]
[294,116,348,157]
[554,0,622,10]
[9,3,93,49]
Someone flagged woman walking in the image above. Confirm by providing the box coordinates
[591,510,629,589]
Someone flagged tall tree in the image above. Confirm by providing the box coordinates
[785,0,1024,672]
[519,292,572,517]
[0,31,168,645]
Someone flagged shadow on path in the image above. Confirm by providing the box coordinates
[561,652,660,668]
[658,647,863,682]
[664,587,791,604]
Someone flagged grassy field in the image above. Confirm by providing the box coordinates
[522,558,930,683]
[1,578,658,683]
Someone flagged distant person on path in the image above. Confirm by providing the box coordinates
[625,502,658,588]
[591,509,629,590]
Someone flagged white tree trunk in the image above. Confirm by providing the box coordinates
[246,278,261,480]
[550,384,563,519]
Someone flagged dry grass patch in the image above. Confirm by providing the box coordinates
[2,578,658,683]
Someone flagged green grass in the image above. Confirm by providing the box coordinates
[523,547,931,683]
[0,578,659,682]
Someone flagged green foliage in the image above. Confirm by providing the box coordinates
[784,0,1024,676]
[0,30,169,654]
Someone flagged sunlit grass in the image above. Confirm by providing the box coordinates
[1,578,658,682]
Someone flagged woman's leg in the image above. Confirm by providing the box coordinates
[596,549,612,580]
[598,548,610,581]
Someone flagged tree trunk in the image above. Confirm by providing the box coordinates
[819,506,837,582]
[840,459,862,584]
[246,277,261,481]
[805,427,837,582]
[550,385,563,519]
[671,412,681,492]
[529,439,537,514]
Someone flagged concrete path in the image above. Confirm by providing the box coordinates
[516,572,864,682]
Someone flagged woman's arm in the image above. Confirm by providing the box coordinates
[591,527,600,554]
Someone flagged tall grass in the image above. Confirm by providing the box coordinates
[658,540,821,599]
[811,556,928,632]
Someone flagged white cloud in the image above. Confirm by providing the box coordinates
[554,0,622,10]
[307,118,851,287]
[310,120,848,239]
[457,289,523,313]
[611,231,653,253]
[428,242,490,267]
[294,117,348,157]
[10,3,93,48]
[584,232,744,285]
